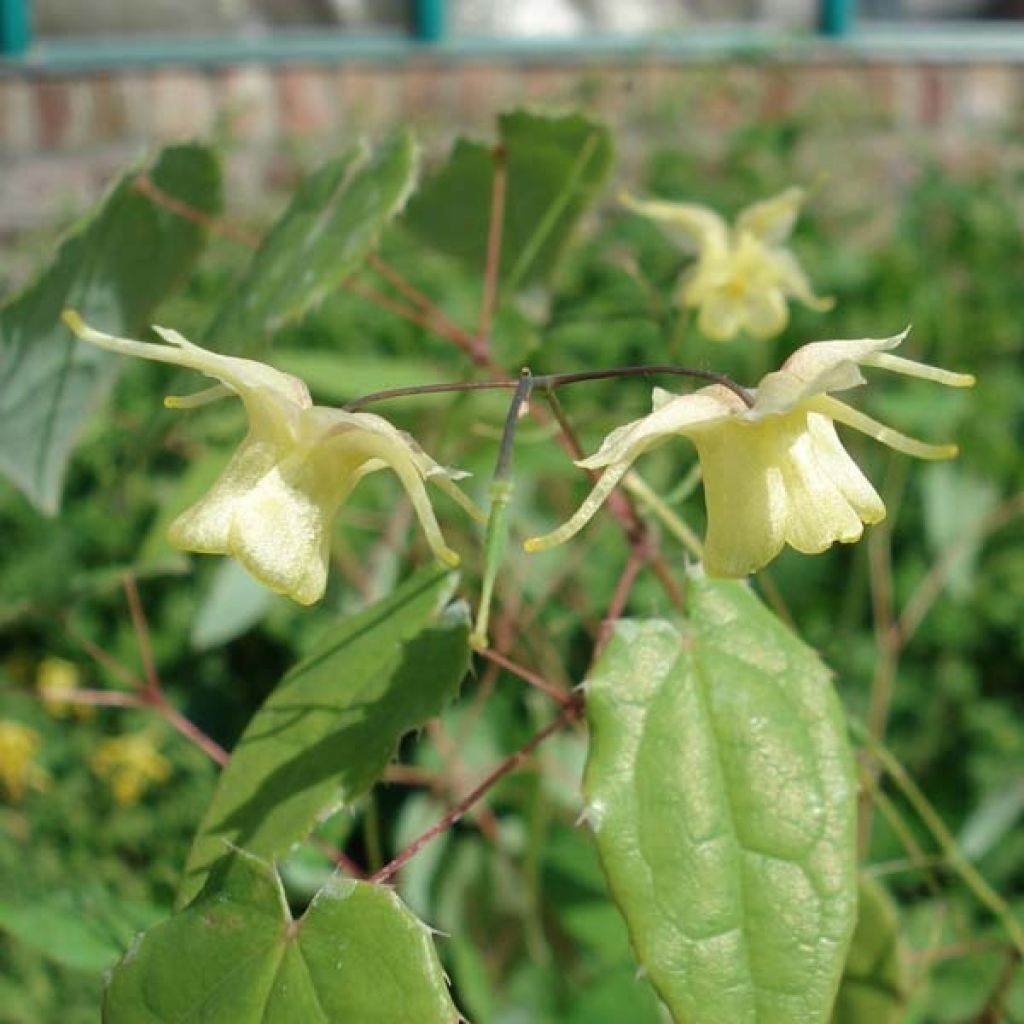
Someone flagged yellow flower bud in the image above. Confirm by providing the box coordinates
[622,186,833,341]
[90,734,171,807]
[36,656,93,720]
[0,720,46,802]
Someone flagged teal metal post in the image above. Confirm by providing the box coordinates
[820,0,855,36]
[413,0,445,42]
[0,0,30,54]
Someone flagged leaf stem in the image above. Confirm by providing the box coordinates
[475,648,571,707]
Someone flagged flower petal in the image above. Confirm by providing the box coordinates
[735,186,806,245]
[577,388,739,471]
[861,351,975,388]
[695,421,787,577]
[809,396,959,460]
[770,249,835,312]
[776,418,867,554]
[807,413,886,524]
[697,291,746,341]
[620,191,729,253]
[741,287,790,340]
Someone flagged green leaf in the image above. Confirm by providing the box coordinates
[404,110,612,292]
[105,852,458,1024]
[206,131,418,345]
[271,349,450,406]
[584,577,857,1024]
[190,559,275,651]
[832,876,908,1024]
[0,886,162,974]
[0,144,221,512]
[178,566,468,905]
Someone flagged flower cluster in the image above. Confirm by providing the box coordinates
[64,312,482,606]
[525,332,974,577]
[90,734,171,807]
[623,186,832,341]
[0,720,47,802]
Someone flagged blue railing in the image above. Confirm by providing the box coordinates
[3,0,1024,66]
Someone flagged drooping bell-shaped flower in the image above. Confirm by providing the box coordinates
[622,186,833,341]
[525,331,974,577]
[64,312,481,605]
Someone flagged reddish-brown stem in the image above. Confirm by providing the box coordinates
[122,574,160,695]
[596,550,645,657]
[477,144,508,345]
[20,687,141,708]
[63,621,142,691]
[133,174,259,249]
[344,278,486,361]
[476,648,571,707]
[150,691,230,766]
[371,696,583,885]
[314,839,367,880]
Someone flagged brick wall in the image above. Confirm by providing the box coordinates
[1,58,1022,234]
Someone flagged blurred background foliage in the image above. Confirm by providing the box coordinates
[1,90,1023,1022]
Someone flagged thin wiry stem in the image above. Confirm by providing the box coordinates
[475,648,571,707]
[133,174,260,249]
[371,696,582,885]
[477,143,508,345]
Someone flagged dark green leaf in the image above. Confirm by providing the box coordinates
[584,578,857,1024]
[178,566,468,904]
[105,853,459,1023]
[832,876,908,1024]
[0,144,221,512]
[404,110,612,292]
[206,131,418,345]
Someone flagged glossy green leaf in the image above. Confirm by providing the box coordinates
[105,852,458,1024]
[206,131,418,345]
[178,566,468,904]
[404,110,612,291]
[0,144,221,512]
[584,577,857,1024]
[832,876,908,1024]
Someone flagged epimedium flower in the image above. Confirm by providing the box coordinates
[622,186,833,341]
[63,311,483,605]
[524,331,975,577]
[90,734,171,807]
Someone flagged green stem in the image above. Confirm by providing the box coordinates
[623,471,703,558]
[852,720,1024,956]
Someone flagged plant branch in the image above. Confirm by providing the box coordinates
[475,648,571,707]
[133,174,259,249]
[477,144,507,345]
[370,695,583,885]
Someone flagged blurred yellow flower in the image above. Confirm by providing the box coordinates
[525,332,974,576]
[64,312,482,605]
[622,186,833,341]
[0,720,47,802]
[91,734,171,807]
[36,656,93,720]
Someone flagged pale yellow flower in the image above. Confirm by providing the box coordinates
[525,332,974,576]
[622,186,833,341]
[90,734,171,807]
[64,312,482,605]
[0,720,47,802]
[36,656,92,720]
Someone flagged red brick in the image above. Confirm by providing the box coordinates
[277,66,336,139]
